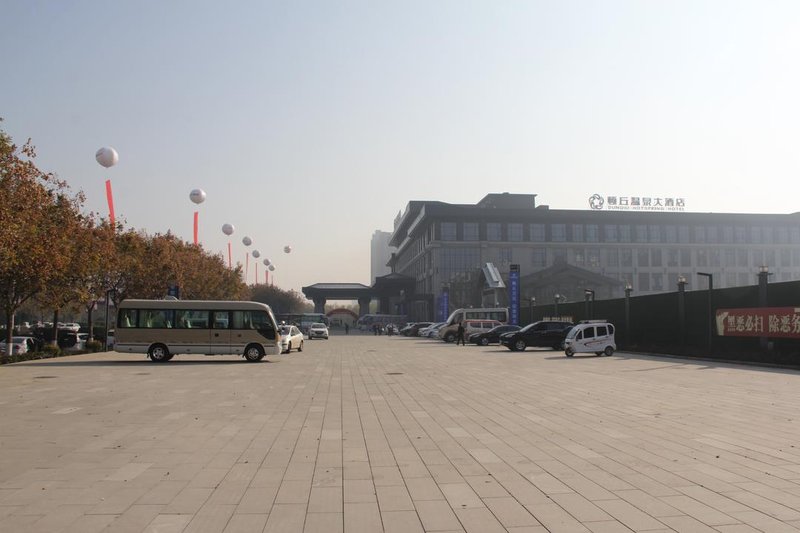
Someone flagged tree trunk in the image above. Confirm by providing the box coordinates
[3,307,14,363]
[86,303,95,342]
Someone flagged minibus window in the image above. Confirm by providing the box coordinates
[584,327,596,339]
[597,326,607,336]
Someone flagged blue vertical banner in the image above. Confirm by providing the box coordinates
[440,287,450,322]
[509,264,520,325]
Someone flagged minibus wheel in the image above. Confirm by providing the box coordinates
[565,347,574,357]
[603,346,614,357]
[444,333,455,343]
[244,344,265,362]
[148,344,170,362]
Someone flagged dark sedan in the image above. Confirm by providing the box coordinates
[469,324,521,346]
[500,320,574,351]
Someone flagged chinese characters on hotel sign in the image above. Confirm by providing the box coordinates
[715,307,800,338]
[589,194,686,212]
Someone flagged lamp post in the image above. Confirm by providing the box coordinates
[529,296,536,324]
[584,288,595,320]
[624,282,632,347]
[677,275,687,350]
[758,265,771,350]
[697,272,713,353]
[554,293,560,318]
[103,288,115,352]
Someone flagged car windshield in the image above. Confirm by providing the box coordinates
[310,323,325,328]
[519,323,537,332]
[565,327,578,339]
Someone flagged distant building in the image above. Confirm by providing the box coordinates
[370,229,394,284]
[388,192,800,321]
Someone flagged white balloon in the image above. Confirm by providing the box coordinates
[262,259,270,266]
[283,245,292,253]
[221,223,234,236]
[95,146,119,168]
[268,264,276,271]
[189,188,206,204]
[252,250,261,258]
[242,236,252,246]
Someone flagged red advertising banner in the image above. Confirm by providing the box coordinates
[716,307,800,338]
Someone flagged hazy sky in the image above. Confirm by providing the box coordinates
[3,1,800,294]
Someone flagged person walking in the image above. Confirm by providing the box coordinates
[456,321,466,346]
[345,323,349,335]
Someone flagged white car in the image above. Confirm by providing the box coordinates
[62,323,81,333]
[308,323,329,339]
[279,325,304,354]
[0,336,35,355]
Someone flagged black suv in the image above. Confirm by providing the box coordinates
[500,320,574,351]
[469,324,521,346]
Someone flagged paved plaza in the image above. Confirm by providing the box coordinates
[2,335,800,532]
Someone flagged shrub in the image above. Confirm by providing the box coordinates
[86,340,103,352]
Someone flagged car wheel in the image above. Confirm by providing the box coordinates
[286,342,292,354]
[148,343,170,362]
[514,340,526,352]
[298,341,303,352]
[604,346,614,357]
[244,344,265,362]
[480,338,489,346]
[445,333,455,343]
[565,347,574,357]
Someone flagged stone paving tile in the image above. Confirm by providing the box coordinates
[5,338,800,531]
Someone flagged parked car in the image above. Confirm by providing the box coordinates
[401,322,433,336]
[564,320,616,357]
[0,336,35,355]
[425,322,446,338]
[469,324,521,346]
[440,319,503,342]
[418,322,445,338]
[500,320,574,351]
[308,322,329,339]
[61,323,81,333]
[279,325,304,353]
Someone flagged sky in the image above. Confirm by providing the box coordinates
[3,1,800,295]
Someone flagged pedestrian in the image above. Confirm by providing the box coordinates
[345,323,349,335]
[456,321,466,346]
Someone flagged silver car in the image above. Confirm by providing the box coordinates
[308,323,329,339]
[279,325,304,354]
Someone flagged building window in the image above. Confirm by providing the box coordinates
[762,227,774,244]
[463,222,479,241]
[487,223,502,241]
[635,225,647,243]
[651,249,662,267]
[621,249,633,267]
[681,249,691,267]
[724,248,736,266]
[529,223,545,242]
[678,226,690,243]
[723,226,734,243]
[781,249,791,267]
[637,249,650,267]
[552,224,566,242]
[619,225,631,242]
[776,227,788,244]
[709,249,721,267]
[651,273,664,291]
[694,227,706,243]
[441,222,457,241]
[750,226,761,243]
[508,223,523,242]
[638,273,650,291]
[707,226,719,243]
[573,248,585,265]
[586,225,599,242]
[531,249,546,267]
[737,249,748,267]
[587,249,600,267]
[604,225,618,242]
[572,224,584,242]
[735,227,747,244]
[667,249,679,267]
[649,225,662,243]
[500,247,513,263]
[553,248,567,263]
[665,226,677,243]
[697,249,708,267]
[607,249,619,266]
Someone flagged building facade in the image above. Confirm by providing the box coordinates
[388,193,800,321]
[370,230,393,285]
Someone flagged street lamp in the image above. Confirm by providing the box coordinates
[677,275,687,350]
[584,288,595,320]
[624,282,632,347]
[529,296,536,324]
[758,265,771,350]
[697,272,713,353]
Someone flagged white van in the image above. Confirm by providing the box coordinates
[438,307,509,342]
[563,320,616,357]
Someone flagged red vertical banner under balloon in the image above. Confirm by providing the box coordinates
[105,180,116,227]
[245,254,249,282]
[255,263,259,285]
[227,242,232,268]
[193,211,199,245]
[265,270,268,285]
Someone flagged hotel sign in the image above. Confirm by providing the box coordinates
[715,307,800,338]
[589,194,686,212]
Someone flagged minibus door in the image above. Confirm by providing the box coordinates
[210,311,232,354]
